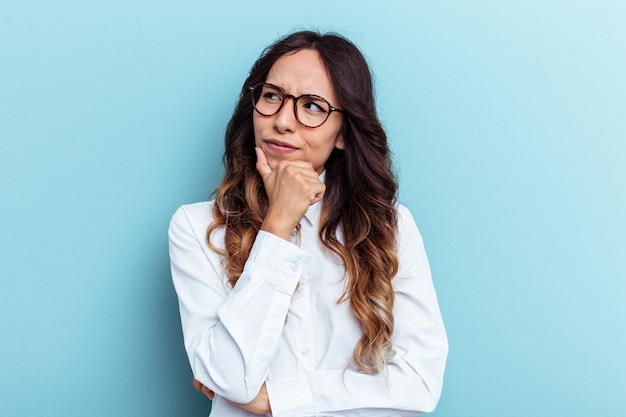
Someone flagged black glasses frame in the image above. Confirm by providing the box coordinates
[249,83,343,128]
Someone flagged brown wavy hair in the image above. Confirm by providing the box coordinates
[207,31,399,374]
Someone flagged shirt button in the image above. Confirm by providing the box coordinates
[301,348,309,356]
[291,264,299,272]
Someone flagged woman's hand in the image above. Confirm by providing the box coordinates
[231,383,271,415]
[192,378,214,400]
[192,378,271,415]
[256,147,325,241]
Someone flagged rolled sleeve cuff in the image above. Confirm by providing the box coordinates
[266,375,315,417]
[245,230,310,294]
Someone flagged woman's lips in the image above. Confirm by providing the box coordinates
[265,139,298,154]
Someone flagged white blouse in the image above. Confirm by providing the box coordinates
[169,199,448,417]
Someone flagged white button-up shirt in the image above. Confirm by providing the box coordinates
[169,199,448,417]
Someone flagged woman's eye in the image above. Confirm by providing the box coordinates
[302,100,327,113]
[262,92,282,101]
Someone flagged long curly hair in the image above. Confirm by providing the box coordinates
[207,31,399,374]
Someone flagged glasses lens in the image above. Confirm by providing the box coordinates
[252,84,283,116]
[296,95,331,128]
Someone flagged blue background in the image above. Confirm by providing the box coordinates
[1,1,624,416]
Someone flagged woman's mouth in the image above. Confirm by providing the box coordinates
[264,139,299,154]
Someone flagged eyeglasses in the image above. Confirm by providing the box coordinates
[249,83,343,128]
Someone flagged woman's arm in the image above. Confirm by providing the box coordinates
[169,202,309,404]
[170,150,325,408]
[265,205,448,417]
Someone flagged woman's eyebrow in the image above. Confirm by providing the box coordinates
[265,81,323,97]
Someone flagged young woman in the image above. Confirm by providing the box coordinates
[169,30,448,417]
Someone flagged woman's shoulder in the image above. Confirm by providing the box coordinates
[169,200,217,236]
[394,202,425,245]
[395,202,415,225]
[173,200,215,219]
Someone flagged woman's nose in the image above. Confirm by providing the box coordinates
[273,97,298,133]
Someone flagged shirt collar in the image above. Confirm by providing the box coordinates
[302,170,325,226]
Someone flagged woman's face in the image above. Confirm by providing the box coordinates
[253,49,344,175]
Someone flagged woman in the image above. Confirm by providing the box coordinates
[169,30,448,416]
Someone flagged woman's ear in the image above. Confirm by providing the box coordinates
[334,133,345,150]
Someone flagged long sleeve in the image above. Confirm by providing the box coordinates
[265,204,448,417]
[168,202,310,404]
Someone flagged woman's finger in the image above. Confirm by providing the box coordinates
[192,378,215,400]
[192,378,203,392]
[255,147,272,178]
[201,385,215,400]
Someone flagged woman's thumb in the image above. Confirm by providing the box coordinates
[255,147,272,177]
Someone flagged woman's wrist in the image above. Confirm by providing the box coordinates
[260,214,297,242]
[260,223,293,242]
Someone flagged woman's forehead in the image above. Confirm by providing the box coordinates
[265,49,337,100]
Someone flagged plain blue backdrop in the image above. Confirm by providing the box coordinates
[1,1,624,416]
